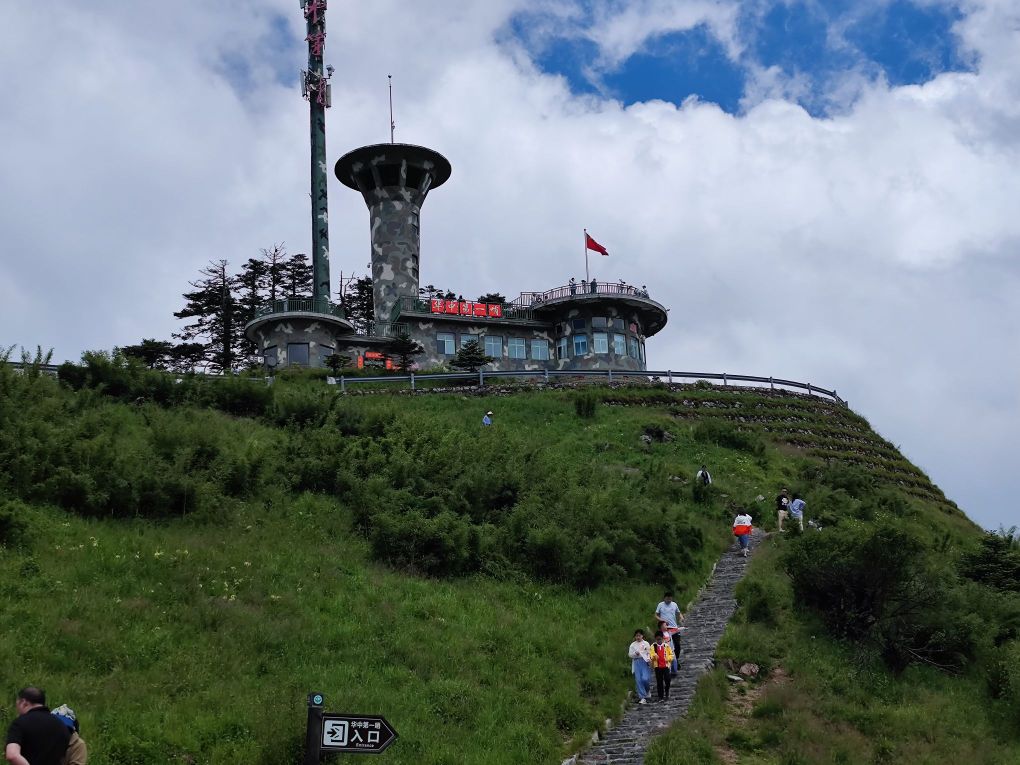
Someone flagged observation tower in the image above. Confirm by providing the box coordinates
[334,144,451,327]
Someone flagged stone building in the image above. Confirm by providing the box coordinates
[247,142,667,372]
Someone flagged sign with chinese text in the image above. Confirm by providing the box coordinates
[429,299,503,319]
[321,714,398,755]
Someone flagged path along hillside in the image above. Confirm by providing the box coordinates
[0,356,1014,763]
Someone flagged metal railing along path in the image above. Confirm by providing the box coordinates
[329,368,847,407]
[4,362,846,407]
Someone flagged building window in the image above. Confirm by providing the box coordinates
[571,318,586,331]
[287,343,310,366]
[593,332,609,354]
[612,318,625,331]
[592,316,607,329]
[508,337,527,359]
[320,346,335,365]
[264,346,278,368]
[460,334,478,348]
[629,322,639,334]
[573,334,589,356]
[437,333,455,355]
[484,335,503,358]
[530,340,550,360]
[556,336,568,359]
[628,336,639,359]
[612,333,626,355]
[639,341,645,363]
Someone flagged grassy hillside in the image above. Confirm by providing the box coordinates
[1,354,1016,763]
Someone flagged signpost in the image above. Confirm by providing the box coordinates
[304,693,398,761]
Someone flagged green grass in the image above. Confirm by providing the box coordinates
[1,362,1013,763]
[646,542,1020,765]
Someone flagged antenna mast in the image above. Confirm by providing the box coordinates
[388,75,395,143]
[301,0,333,304]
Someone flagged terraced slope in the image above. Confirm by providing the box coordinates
[603,385,959,513]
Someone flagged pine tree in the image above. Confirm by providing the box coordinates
[282,252,313,300]
[477,292,507,304]
[118,339,175,369]
[235,257,269,368]
[450,339,492,372]
[261,244,288,304]
[386,333,424,372]
[340,276,375,334]
[172,260,239,373]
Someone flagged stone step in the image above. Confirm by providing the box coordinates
[573,530,764,764]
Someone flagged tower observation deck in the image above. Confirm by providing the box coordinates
[334,143,452,327]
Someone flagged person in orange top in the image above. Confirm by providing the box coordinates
[650,631,675,701]
[733,511,753,558]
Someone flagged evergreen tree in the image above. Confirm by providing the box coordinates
[450,339,492,372]
[118,339,175,369]
[166,342,207,373]
[173,260,239,373]
[261,244,288,304]
[477,292,507,304]
[339,276,375,333]
[282,252,313,300]
[386,333,424,373]
[235,257,269,368]
[324,353,352,376]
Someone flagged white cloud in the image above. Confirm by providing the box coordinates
[0,0,1018,530]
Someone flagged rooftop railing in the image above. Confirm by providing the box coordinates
[253,297,347,320]
[512,282,654,307]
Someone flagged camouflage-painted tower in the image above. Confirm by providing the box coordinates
[334,144,452,326]
[303,0,331,301]
[244,0,351,368]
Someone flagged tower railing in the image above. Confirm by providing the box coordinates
[512,282,653,307]
[253,297,347,320]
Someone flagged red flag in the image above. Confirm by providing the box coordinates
[585,232,609,256]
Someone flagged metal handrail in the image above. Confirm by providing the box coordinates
[513,282,652,307]
[254,297,347,320]
[4,361,845,407]
[330,367,847,406]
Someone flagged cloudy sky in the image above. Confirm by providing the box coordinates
[2,1,1017,530]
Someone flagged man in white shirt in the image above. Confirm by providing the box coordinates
[627,630,652,704]
[696,465,712,485]
[654,592,684,672]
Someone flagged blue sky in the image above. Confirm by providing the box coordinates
[508,0,974,115]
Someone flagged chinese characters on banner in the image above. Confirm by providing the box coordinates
[429,299,503,318]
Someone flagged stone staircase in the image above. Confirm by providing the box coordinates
[572,529,765,765]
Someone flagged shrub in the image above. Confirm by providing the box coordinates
[369,511,481,577]
[271,387,331,427]
[204,376,273,417]
[693,419,764,455]
[574,392,597,418]
[0,500,29,548]
[959,534,1020,593]
[784,520,980,673]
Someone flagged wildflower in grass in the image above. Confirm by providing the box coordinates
[244,561,251,567]
[154,550,164,558]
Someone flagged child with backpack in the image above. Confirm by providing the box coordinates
[733,510,753,557]
[650,631,675,701]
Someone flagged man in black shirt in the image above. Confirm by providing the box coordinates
[5,687,70,765]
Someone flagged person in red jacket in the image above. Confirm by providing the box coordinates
[650,631,675,701]
[733,511,753,558]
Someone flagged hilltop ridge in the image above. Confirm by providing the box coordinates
[0,356,1014,764]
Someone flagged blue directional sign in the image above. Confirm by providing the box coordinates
[321,714,397,755]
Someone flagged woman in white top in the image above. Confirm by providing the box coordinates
[627,629,653,704]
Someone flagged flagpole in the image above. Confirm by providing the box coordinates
[583,229,590,282]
